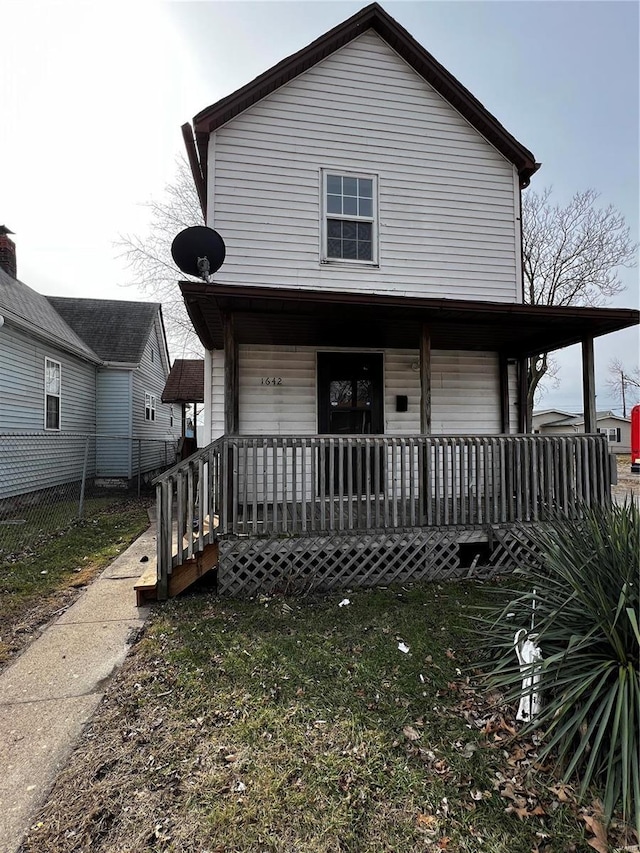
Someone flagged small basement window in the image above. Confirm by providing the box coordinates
[44,357,61,430]
[322,171,377,264]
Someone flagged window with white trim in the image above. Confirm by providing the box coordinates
[145,392,156,422]
[44,358,61,430]
[598,427,621,442]
[322,171,377,264]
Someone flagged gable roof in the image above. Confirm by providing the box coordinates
[162,359,204,403]
[535,410,631,428]
[188,2,539,202]
[47,297,160,364]
[0,267,100,362]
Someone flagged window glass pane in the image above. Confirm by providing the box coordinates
[358,178,373,198]
[343,177,357,196]
[327,219,342,238]
[357,222,372,240]
[343,196,357,216]
[327,174,342,194]
[358,197,372,217]
[46,396,59,429]
[342,221,357,239]
[330,380,352,407]
[356,379,372,406]
[327,238,341,258]
[342,240,357,260]
[357,241,372,261]
[46,361,60,395]
[327,194,341,214]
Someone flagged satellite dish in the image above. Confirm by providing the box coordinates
[171,226,226,281]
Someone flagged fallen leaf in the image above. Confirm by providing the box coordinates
[416,813,438,833]
[582,813,608,853]
[403,725,421,741]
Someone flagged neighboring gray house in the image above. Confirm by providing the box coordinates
[532,408,631,453]
[49,298,177,480]
[0,237,179,498]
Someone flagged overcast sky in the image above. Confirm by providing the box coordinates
[2,0,638,413]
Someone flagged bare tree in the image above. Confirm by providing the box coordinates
[606,357,640,416]
[522,188,637,425]
[117,156,204,357]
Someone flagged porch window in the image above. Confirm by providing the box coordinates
[322,171,377,264]
[145,392,156,422]
[44,357,61,430]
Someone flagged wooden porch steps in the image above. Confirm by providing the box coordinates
[135,541,219,606]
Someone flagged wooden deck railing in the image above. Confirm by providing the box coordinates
[154,434,611,596]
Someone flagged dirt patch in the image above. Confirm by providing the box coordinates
[613,456,639,503]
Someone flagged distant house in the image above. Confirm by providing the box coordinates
[49,298,177,480]
[161,358,204,457]
[0,232,179,498]
[532,409,631,453]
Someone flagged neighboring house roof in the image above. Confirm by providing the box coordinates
[533,410,631,428]
[188,1,540,206]
[47,297,161,364]
[0,267,100,362]
[162,359,204,403]
[532,409,576,420]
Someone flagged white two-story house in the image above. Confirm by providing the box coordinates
[143,3,639,601]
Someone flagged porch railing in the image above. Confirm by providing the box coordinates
[153,433,611,596]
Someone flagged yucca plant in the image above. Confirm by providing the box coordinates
[474,499,640,835]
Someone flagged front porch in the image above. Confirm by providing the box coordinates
[149,432,612,599]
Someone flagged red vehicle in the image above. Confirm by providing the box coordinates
[631,405,640,473]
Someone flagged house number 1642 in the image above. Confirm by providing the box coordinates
[261,377,283,385]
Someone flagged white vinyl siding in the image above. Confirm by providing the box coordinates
[209,31,520,303]
[206,344,516,442]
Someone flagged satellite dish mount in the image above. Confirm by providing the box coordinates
[171,226,226,282]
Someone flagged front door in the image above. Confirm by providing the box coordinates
[317,352,384,493]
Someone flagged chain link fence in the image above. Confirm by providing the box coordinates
[0,433,178,559]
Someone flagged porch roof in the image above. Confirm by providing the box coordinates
[180,281,639,357]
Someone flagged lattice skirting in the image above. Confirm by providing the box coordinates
[217,525,543,596]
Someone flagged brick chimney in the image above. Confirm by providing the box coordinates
[0,226,17,278]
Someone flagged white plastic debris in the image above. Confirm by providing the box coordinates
[338,598,350,607]
[398,642,410,654]
[514,628,542,722]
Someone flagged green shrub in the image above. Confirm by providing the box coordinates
[475,500,640,834]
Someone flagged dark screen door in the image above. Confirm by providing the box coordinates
[317,353,384,493]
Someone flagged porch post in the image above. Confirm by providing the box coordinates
[223,313,239,435]
[419,324,431,434]
[517,356,528,433]
[582,336,597,433]
[499,354,510,434]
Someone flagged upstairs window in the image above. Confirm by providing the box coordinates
[145,392,156,422]
[44,358,61,430]
[322,171,377,264]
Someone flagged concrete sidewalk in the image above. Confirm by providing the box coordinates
[0,521,156,853]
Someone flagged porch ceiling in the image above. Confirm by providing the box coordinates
[180,282,639,357]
